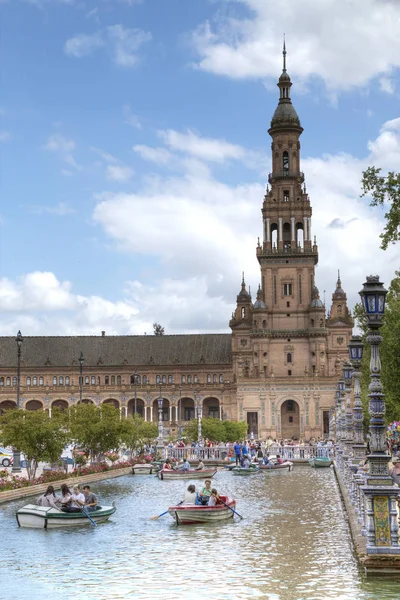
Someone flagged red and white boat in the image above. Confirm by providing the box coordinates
[168,496,236,525]
[157,468,217,480]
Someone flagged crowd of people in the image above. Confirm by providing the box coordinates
[37,484,98,512]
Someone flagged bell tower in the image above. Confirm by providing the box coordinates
[256,41,318,328]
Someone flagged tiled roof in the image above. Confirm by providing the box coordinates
[0,334,232,368]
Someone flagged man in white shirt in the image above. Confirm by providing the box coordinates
[69,485,86,513]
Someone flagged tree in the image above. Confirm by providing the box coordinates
[183,418,248,443]
[121,414,158,457]
[360,167,400,250]
[380,271,400,422]
[68,403,124,461]
[153,322,165,336]
[0,409,67,480]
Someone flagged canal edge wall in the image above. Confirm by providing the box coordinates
[334,462,400,573]
[0,466,133,505]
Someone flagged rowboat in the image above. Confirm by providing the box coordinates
[158,468,217,480]
[16,504,116,529]
[168,496,236,525]
[132,464,154,474]
[259,461,293,471]
[309,457,332,468]
[231,466,260,475]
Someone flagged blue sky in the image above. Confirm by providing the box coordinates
[0,0,399,335]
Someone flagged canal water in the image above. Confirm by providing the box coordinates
[1,468,400,600]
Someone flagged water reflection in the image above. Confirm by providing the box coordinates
[1,468,400,599]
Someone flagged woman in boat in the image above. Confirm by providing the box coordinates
[163,458,174,470]
[195,459,205,471]
[242,456,251,468]
[183,484,198,504]
[207,489,221,506]
[198,479,212,505]
[37,485,58,508]
[58,483,73,511]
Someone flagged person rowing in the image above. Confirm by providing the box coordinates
[177,458,190,472]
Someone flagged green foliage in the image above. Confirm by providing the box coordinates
[0,408,67,480]
[120,414,158,455]
[183,418,248,442]
[361,166,400,250]
[68,403,124,461]
[354,272,400,425]
[153,322,165,336]
[381,271,400,422]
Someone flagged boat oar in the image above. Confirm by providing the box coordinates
[81,506,97,526]
[219,499,243,520]
[150,501,183,520]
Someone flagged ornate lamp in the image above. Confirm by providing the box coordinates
[348,336,364,363]
[359,275,387,329]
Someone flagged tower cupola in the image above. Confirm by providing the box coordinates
[269,40,303,136]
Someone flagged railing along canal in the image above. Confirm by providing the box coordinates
[164,444,333,461]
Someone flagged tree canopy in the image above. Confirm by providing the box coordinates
[361,166,400,250]
[183,418,248,442]
[68,403,124,461]
[0,408,67,480]
[121,414,158,456]
[153,322,165,336]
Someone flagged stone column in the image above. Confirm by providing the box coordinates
[150,405,153,422]
[303,217,308,241]
[308,217,312,240]
[266,218,270,243]
[291,216,295,242]
[278,218,283,242]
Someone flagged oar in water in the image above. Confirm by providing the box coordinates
[80,506,97,526]
[150,501,183,520]
[219,499,243,520]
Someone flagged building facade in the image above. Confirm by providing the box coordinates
[0,48,353,440]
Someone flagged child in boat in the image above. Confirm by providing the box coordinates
[276,454,284,465]
[163,458,173,470]
[207,489,221,506]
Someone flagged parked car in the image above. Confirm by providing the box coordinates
[0,447,13,467]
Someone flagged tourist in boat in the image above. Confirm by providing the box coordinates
[256,447,264,466]
[67,485,86,513]
[163,458,174,470]
[207,489,221,506]
[183,484,198,504]
[195,459,205,471]
[58,484,73,511]
[83,485,98,511]
[198,479,212,504]
[37,485,59,508]
[263,453,271,466]
[242,456,251,468]
[390,457,400,485]
[276,454,284,465]
[177,458,190,472]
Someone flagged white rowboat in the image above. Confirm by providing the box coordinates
[168,496,236,525]
[16,504,116,529]
[157,468,217,480]
[132,464,154,474]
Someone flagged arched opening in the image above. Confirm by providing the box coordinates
[81,398,94,405]
[0,400,17,414]
[241,307,245,319]
[152,398,170,423]
[203,397,220,419]
[287,352,292,364]
[271,223,278,247]
[127,398,145,418]
[280,399,300,440]
[282,151,289,174]
[180,397,194,422]
[102,398,120,410]
[283,222,291,249]
[52,399,69,411]
[25,400,43,411]
[296,223,304,248]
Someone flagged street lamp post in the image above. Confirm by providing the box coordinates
[195,390,202,444]
[12,331,23,473]
[79,352,84,404]
[343,361,354,457]
[359,275,400,554]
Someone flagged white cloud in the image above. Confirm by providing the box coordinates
[379,77,395,94]
[133,144,173,165]
[191,0,400,93]
[0,131,11,142]
[158,129,246,163]
[106,164,134,182]
[64,32,104,58]
[64,25,151,67]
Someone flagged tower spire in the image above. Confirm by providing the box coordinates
[283,35,286,72]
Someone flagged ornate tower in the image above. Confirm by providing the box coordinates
[228,43,353,440]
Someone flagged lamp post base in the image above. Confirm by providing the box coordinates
[12,449,22,473]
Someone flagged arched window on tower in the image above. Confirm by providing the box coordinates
[296,223,304,248]
[287,353,292,364]
[241,307,245,319]
[283,151,289,174]
[271,223,278,248]
[337,305,342,316]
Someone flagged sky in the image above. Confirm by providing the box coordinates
[0,0,399,336]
